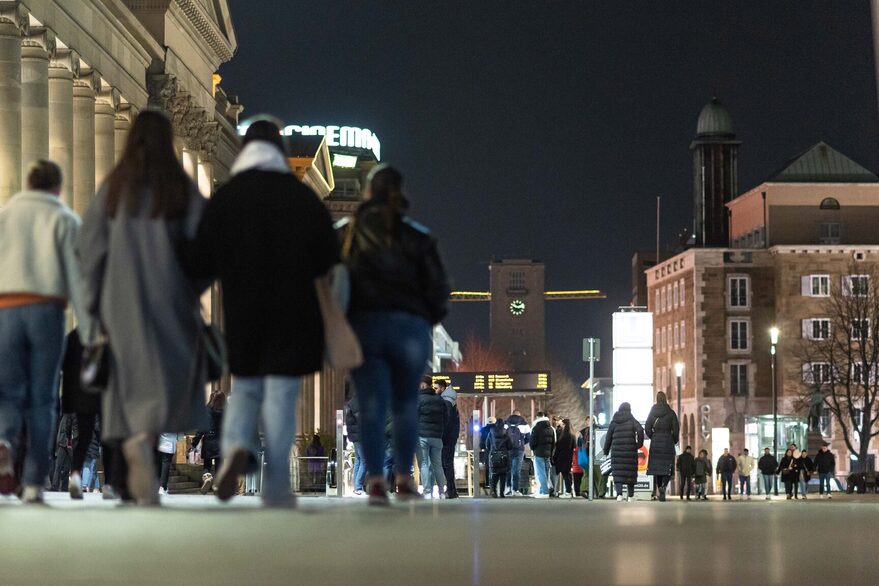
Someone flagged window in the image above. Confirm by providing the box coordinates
[655,330,661,353]
[509,271,526,291]
[802,275,830,297]
[673,282,679,307]
[655,290,660,313]
[660,289,667,313]
[729,363,749,396]
[802,318,830,340]
[674,323,680,348]
[680,279,686,304]
[729,319,749,351]
[819,197,840,210]
[852,319,870,340]
[851,363,872,385]
[804,362,831,385]
[819,222,840,244]
[728,275,750,308]
[680,321,686,348]
[844,275,870,297]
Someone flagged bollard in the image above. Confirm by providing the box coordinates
[336,409,344,497]
[471,410,480,498]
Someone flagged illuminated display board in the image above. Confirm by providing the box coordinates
[431,371,550,395]
[237,122,381,161]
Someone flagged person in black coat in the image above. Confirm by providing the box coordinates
[438,380,460,499]
[345,393,366,494]
[814,443,836,498]
[777,448,798,499]
[758,447,779,498]
[603,403,645,501]
[645,392,680,501]
[529,412,556,496]
[417,378,448,497]
[554,419,576,497]
[191,391,225,494]
[487,418,513,498]
[676,446,696,500]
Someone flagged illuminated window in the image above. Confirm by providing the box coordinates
[655,290,660,313]
[673,282,679,307]
[679,279,685,304]
[680,320,686,348]
[655,330,660,353]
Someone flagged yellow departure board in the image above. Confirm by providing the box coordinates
[431,371,550,395]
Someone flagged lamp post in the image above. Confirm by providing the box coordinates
[674,362,684,421]
[770,326,779,496]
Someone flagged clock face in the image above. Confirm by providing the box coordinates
[509,299,526,316]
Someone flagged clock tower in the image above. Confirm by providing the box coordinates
[490,259,546,371]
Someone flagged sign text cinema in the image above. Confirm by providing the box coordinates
[286,125,380,161]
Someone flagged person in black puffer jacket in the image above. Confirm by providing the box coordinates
[438,380,460,498]
[417,377,448,497]
[488,418,513,497]
[603,402,645,501]
[645,392,679,501]
[529,412,556,497]
[554,419,576,497]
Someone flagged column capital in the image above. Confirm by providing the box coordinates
[50,48,80,78]
[21,26,54,60]
[74,68,101,95]
[0,1,28,34]
[115,102,135,124]
[96,85,121,111]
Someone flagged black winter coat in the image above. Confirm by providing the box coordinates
[345,397,361,443]
[677,451,696,477]
[554,430,575,472]
[778,455,798,481]
[529,418,556,458]
[716,454,737,474]
[442,401,460,446]
[799,456,814,481]
[645,402,679,476]
[417,389,447,439]
[758,454,779,475]
[603,407,645,485]
[814,450,835,474]
[488,426,513,473]
[60,330,101,416]
[191,408,223,461]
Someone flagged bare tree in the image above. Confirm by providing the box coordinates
[796,263,879,470]
[454,331,512,372]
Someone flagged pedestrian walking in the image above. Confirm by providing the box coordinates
[416,376,447,498]
[676,446,696,500]
[506,410,529,496]
[716,448,737,501]
[78,111,210,506]
[554,418,575,497]
[190,390,225,495]
[737,448,755,499]
[337,164,450,505]
[529,411,556,497]
[603,402,645,502]
[488,418,512,497]
[814,443,835,499]
[778,448,798,500]
[185,118,340,508]
[694,449,710,500]
[438,380,460,499]
[645,392,679,501]
[156,433,176,495]
[572,427,588,498]
[51,413,77,492]
[345,392,365,496]
[758,447,779,499]
[798,449,814,499]
[0,160,95,504]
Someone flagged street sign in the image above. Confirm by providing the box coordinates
[583,338,600,362]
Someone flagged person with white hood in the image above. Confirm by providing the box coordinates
[184,117,339,508]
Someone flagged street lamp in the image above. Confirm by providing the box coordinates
[674,362,684,420]
[769,326,779,496]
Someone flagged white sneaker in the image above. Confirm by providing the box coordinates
[21,485,44,504]
[627,496,635,502]
[102,486,119,500]
[513,491,523,497]
[616,495,624,502]
[69,472,83,500]
[158,487,168,496]
[534,493,549,499]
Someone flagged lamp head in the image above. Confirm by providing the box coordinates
[674,362,684,377]
[769,327,780,345]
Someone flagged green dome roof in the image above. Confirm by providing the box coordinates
[696,97,734,137]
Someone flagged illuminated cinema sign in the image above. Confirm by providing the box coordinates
[237,122,381,161]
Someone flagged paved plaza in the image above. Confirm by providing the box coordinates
[1,493,878,585]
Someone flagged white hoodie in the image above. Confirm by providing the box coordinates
[230,141,291,176]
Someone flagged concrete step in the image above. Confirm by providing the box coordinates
[169,487,203,495]
[169,481,200,491]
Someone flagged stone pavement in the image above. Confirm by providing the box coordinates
[1,492,878,585]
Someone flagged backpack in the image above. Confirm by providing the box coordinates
[489,450,510,472]
[507,425,525,450]
[577,436,589,468]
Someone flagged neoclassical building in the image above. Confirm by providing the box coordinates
[0,0,242,212]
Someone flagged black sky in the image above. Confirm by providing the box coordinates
[221,1,879,380]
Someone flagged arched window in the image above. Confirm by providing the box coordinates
[820,197,840,210]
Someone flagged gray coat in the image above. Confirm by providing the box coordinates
[77,185,209,440]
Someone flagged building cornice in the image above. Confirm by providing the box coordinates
[173,0,234,63]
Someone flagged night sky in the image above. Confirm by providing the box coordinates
[222,1,879,380]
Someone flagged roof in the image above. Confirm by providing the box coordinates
[768,142,879,183]
[285,135,324,158]
[695,97,734,137]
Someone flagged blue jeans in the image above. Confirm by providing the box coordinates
[721,472,733,498]
[349,311,432,480]
[223,376,302,505]
[819,472,832,494]
[799,476,808,496]
[508,449,524,492]
[0,304,66,487]
[352,441,366,491]
[82,457,100,490]
[739,474,751,495]
[417,436,445,491]
[763,474,774,495]
[534,456,552,494]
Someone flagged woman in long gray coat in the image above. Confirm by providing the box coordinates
[78,111,208,506]
[645,391,679,501]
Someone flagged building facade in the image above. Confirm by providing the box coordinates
[489,259,546,371]
[0,0,242,212]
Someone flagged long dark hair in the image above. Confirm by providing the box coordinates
[106,110,190,219]
[655,391,668,406]
[365,165,410,240]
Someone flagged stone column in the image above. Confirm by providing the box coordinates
[0,3,26,205]
[49,49,77,206]
[197,156,214,196]
[94,84,119,188]
[114,103,133,162]
[20,27,53,179]
[72,69,98,215]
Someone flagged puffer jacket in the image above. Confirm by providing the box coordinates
[442,401,460,447]
[529,417,556,458]
[345,396,361,443]
[417,388,447,439]
[488,424,513,473]
[603,405,645,485]
[645,402,679,476]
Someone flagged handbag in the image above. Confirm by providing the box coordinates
[80,323,111,393]
[315,273,363,371]
[600,456,613,475]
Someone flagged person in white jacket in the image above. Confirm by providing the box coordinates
[0,160,94,504]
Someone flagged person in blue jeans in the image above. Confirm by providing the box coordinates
[757,447,779,500]
[339,165,450,506]
[185,119,340,508]
[506,410,529,495]
[345,394,366,495]
[716,448,737,501]
[814,443,836,498]
[529,412,556,497]
[416,377,447,497]
[0,161,95,504]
